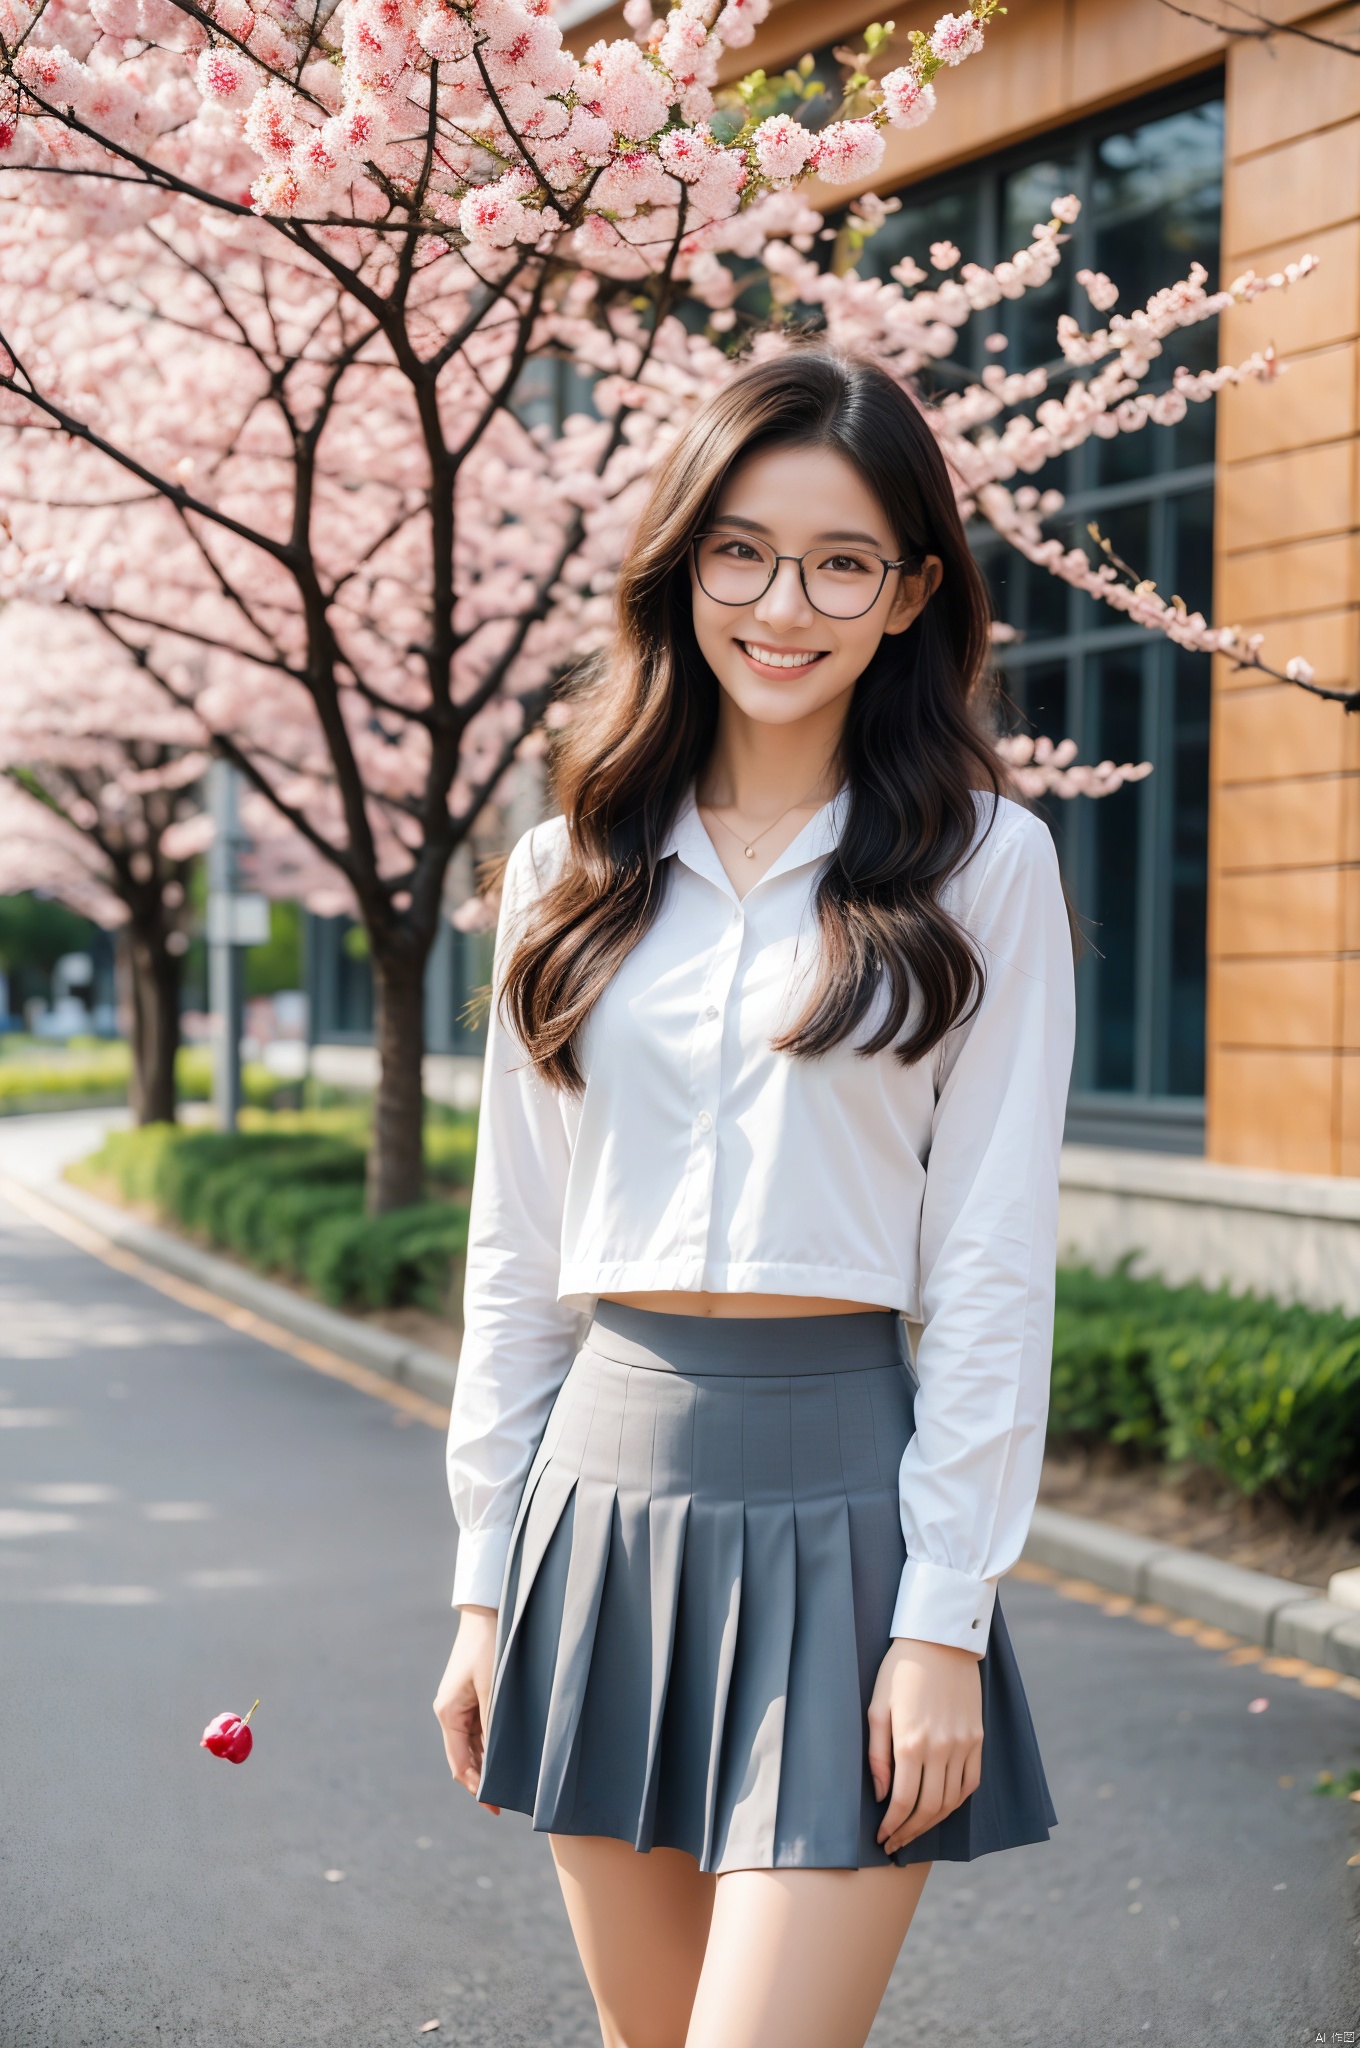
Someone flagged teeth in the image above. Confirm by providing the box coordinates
[740,643,822,670]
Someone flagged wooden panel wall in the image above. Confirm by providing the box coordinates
[1210,8,1360,1174]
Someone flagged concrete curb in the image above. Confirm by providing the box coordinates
[1022,1505,1360,1681]
[39,1178,460,1407]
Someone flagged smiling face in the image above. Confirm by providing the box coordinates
[689,442,942,729]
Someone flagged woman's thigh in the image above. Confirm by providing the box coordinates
[550,1834,716,2048]
[685,1861,932,2048]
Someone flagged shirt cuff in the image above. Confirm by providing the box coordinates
[451,1523,513,1611]
[891,1558,997,1655]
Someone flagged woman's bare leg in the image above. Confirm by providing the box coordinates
[684,1862,932,2048]
[550,1834,716,2048]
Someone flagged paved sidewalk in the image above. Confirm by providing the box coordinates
[0,1102,129,1185]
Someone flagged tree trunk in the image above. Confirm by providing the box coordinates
[126,925,180,1125]
[367,942,428,1214]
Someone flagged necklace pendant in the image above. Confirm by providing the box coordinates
[743,846,756,859]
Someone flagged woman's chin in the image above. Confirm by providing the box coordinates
[712,668,852,727]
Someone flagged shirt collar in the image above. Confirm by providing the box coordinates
[661,782,849,899]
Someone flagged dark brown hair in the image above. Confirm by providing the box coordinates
[502,349,1002,1091]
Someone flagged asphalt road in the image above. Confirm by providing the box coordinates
[2,1192,1359,2048]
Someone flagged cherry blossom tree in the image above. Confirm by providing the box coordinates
[0,607,206,1119]
[0,0,1329,1210]
[0,0,1005,1210]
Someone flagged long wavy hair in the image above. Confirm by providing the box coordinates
[502,349,1002,1092]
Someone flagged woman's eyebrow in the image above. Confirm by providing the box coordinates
[711,514,889,546]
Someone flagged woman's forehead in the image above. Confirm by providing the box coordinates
[712,444,894,545]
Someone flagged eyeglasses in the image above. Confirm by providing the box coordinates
[692,529,913,621]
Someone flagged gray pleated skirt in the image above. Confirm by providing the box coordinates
[477,1300,1057,1872]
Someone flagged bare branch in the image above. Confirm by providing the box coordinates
[1155,0,1360,53]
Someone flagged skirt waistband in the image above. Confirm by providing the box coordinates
[584,1298,905,1377]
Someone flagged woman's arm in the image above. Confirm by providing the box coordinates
[445,821,581,1612]
[437,823,580,1797]
[873,803,1075,1849]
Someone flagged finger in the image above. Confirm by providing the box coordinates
[877,1747,923,1846]
[962,1742,984,1804]
[472,1681,500,1812]
[438,1704,483,1790]
[867,1708,893,1804]
[884,1755,948,1853]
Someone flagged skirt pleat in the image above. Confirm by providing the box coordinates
[476,1308,1057,1872]
[779,1493,867,1866]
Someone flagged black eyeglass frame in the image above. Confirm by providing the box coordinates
[691,531,917,621]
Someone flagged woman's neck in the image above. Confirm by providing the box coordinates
[696,696,847,818]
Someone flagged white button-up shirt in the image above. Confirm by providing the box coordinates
[447,785,1075,1655]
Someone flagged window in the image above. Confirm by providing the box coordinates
[304,914,492,1055]
[855,78,1224,1152]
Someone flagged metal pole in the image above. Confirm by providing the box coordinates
[208,761,246,1132]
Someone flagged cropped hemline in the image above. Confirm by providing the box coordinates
[558,1261,918,1317]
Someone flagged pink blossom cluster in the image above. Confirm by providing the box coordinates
[994,732,1152,800]
[928,10,986,64]
[0,602,208,925]
[0,0,998,281]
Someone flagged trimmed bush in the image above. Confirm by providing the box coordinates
[0,1040,131,1113]
[1052,1265,1360,1518]
[423,1113,478,1190]
[0,1041,289,1116]
[305,1200,468,1311]
[78,1123,467,1316]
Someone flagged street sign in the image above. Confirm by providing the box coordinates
[206,893,271,948]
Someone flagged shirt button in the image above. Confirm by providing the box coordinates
[971,1618,980,1629]
[696,1111,713,1133]
[704,1006,719,1022]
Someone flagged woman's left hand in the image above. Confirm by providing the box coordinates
[868,1637,984,1854]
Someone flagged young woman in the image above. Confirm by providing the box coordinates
[434,350,1075,2048]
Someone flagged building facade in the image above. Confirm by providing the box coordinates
[311,0,1360,1183]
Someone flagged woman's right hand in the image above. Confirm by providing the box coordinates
[434,1605,501,1811]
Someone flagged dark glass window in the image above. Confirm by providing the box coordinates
[304,914,490,1054]
[858,77,1223,1152]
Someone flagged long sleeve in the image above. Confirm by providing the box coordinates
[446,821,580,1611]
[890,807,1075,1656]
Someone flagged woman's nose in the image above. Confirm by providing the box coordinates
[753,556,814,630]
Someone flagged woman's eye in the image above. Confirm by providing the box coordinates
[820,553,875,576]
[715,538,762,561]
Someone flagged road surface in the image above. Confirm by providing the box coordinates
[1,1190,1358,2047]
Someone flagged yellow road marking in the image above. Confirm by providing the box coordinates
[0,1172,450,1432]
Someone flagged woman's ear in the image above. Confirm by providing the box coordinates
[884,554,943,636]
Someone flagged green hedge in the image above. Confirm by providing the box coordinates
[0,1039,131,1113]
[0,1040,287,1115]
[1052,1264,1360,1518]
[82,1124,468,1314]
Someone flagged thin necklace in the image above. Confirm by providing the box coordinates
[701,787,826,861]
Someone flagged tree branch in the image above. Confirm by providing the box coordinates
[1155,0,1360,53]
[0,334,297,566]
